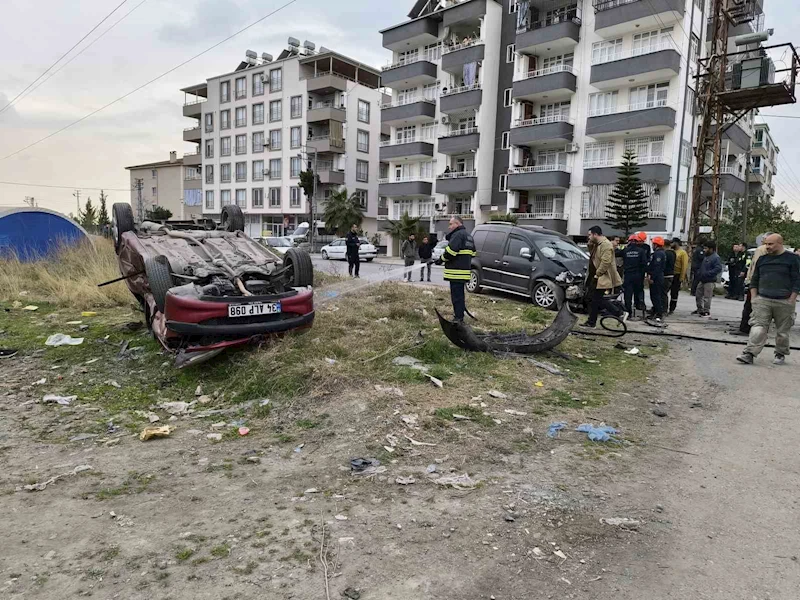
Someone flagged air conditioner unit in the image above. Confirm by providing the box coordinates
[564,143,579,153]
[441,116,450,124]
[260,73,267,83]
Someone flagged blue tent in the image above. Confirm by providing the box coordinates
[0,207,91,261]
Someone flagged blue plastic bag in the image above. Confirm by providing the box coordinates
[575,423,618,442]
[547,422,568,438]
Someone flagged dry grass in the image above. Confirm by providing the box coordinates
[0,238,133,308]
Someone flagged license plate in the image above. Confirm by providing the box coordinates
[227,302,281,318]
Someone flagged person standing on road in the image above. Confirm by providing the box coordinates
[622,234,648,318]
[693,240,722,317]
[661,239,676,318]
[439,216,476,323]
[400,233,417,283]
[582,226,625,328]
[726,243,747,300]
[636,232,650,309]
[731,234,770,336]
[736,234,800,365]
[647,237,668,320]
[611,235,625,275]
[345,224,361,279]
[669,238,689,314]
[690,237,707,296]
[418,235,434,282]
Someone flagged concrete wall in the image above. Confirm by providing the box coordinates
[128,163,184,222]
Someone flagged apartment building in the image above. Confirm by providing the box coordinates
[125,151,203,221]
[378,0,774,246]
[749,121,778,203]
[181,43,383,240]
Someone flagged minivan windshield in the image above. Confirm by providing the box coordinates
[535,236,589,261]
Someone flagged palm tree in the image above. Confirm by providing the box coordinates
[385,211,426,240]
[321,188,364,236]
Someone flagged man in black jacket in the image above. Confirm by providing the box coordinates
[726,243,747,300]
[690,237,706,295]
[418,235,434,282]
[647,237,667,320]
[345,224,361,278]
[622,234,648,317]
[438,216,476,322]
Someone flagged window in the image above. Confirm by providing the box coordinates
[270,129,282,151]
[509,0,518,13]
[506,44,515,63]
[681,140,692,166]
[232,188,245,208]
[204,113,213,133]
[424,42,441,62]
[269,159,281,179]
[253,72,264,96]
[252,188,264,208]
[205,165,214,184]
[269,68,282,92]
[420,121,436,140]
[536,149,566,168]
[588,91,618,116]
[235,106,246,128]
[539,101,570,119]
[269,187,281,208]
[152,187,157,196]
[235,77,246,100]
[398,48,418,65]
[499,173,508,192]
[151,169,157,178]
[221,136,231,156]
[630,82,669,109]
[220,109,230,130]
[584,141,615,168]
[354,189,368,210]
[205,190,214,210]
[677,191,687,218]
[290,126,302,149]
[751,155,762,173]
[221,189,231,206]
[591,39,623,65]
[252,103,264,125]
[419,160,434,179]
[506,235,529,258]
[632,27,673,57]
[236,162,247,182]
[624,136,665,162]
[541,53,574,72]
[252,131,264,153]
[482,231,508,255]
[356,159,369,182]
[423,82,439,100]
[396,125,416,144]
[501,131,510,149]
[235,134,247,155]
[357,99,370,123]
[253,160,264,181]
[503,88,512,107]
[686,87,696,114]
[291,95,303,118]
[205,139,214,158]
[220,80,230,103]
[290,187,301,208]
[270,100,282,122]
[221,163,231,183]
[357,130,369,153]
[689,33,700,69]
[290,156,302,178]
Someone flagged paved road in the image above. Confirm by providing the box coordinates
[312,256,449,287]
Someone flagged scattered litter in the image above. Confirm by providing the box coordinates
[139,425,174,441]
[22,305,39,311]
[426,464,437,473]
[576,423,618,442]
[342,588,361,600]
[238,427,250,436]
[325,357,337,364]
[392,355,428,371]
[19,464,93,492]
[547,422,567,438]
[32,378,47,385]
[401,414,418,427]
[586,359,600,364]
[206,433,223,441]
[350,457,381,472]
[197,395,213,404]
[690,402,703,409]
[81,311,98,317]
[211,421,226,429]
[425,374,444,388]
[69,433,98,442]
[504,409,527,416]
[386,433,399,447]
[560,578,572,586]
[527,358,563,375]
[294,443,305,453]
[0,348,19,359]
[487,390,507,399]
[652,408,668,417]
[504,515,515,522]
[553,550,568,561]
[422,290,434,296]
[395,476,416,485]
[105,380,121,389]
[304,488,319,494]
[404,435,436,447]
[335,514,348,521]
[160,401,190,415]
[452,414,472,421]
[85,358,100,365]
[601,517,641,530]
[44,550,56,561]
[532,547,545,558]
[194,385,203,396]
[45,334,84,347]
[624,347,641,355]
[376,317,389,324]
[42,394,76,406]
[433,473,477,490]
[534,381,544,387]
[375,385,404,397]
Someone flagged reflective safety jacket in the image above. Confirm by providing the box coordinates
[442,225,476,281]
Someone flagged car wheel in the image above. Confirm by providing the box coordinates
[365,258,373,262]
[321,250,329,260]
[221,205,245,232]
[531,280,565,310]
[466,268,482,294]
[144,255,175,313]
[112,203,135,255]
[284,248,314,287]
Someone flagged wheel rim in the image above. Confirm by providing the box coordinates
[467,271,478,291]
[322,251,328,259]
[534,284,555,307]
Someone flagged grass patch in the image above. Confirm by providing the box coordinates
[175,548,194,561]
[434,405,495,427]
[522,306,551,325]
[95,472,155,500]
[210,544,231,558]
[295,418,320,430]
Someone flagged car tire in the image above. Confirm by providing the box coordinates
[112,203,135,255]
[144,255,175,314]
[531,279,565,310]
[284,247,314,287]
[221,205,245,232]
[321,250,329,260]
[365,258,373,262]
[466,268,482,294]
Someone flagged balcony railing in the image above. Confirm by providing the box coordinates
[184,173,202,181]
[235,91,246,100]
[438,170,477,179]
[235,118,247,127]
[584,158,616,169]
[513,114,572,127]
[380,135,435,147]
[588,99,668,117]
[378,176,434,184]
[440,126,478,137]
[515,211,567,220]
[637,155,667,165]
[382,50,439,71]
[183,126,200,132]
[381,96,436,109]
[309,135,345,147]
[184,97,207,106]
[593,0,641,12]
[591,41,676,65]
[721,166,746,179]
[316,160,343,171]
[442,39,484,55]
[516,12,582,35]
[311,101,346,110]
[441,83,481,97]
[752,139,765,148]
[509,164,571,174]
[515,64,576,82]
[436,212,475,220]
[183,151,201,158]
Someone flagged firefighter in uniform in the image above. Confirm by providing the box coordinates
[438,216,476,322]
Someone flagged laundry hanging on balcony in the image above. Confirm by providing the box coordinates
[463,62,477,87]
[516,0,530,30]
[330,120,344,148]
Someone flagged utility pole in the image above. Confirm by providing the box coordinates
[742,146,751,243]
[134,179,144,223]
[73,189,81,217]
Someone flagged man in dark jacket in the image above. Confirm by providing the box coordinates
[345,224,361,278]
[439,217,475,322]
[726,243,747,300]
[647,237,667,320]
[693,240,723,316]
[418,236,434,282]
[662,241,676,318]
[690,237,706,295]
[622,234,649,317]
[400,233,418,282]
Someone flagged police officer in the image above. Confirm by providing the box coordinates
[726,243,747,300]
[438,216,476,323]
[622,234,649,318]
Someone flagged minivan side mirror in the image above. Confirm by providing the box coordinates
[520,247,532,260]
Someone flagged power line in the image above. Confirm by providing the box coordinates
[0,0,130,115]
[0,180,131,192]
[759,113,800,118]
[0,0,301,162]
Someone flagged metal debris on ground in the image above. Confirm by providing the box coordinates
[22,305,39,311]
[374,385,404,397]
[431,473,477,490]
[504,409,527,416]
[69,433,98,442]
[547,422,568,438]
[395,476,416,485]
[401,414,419,427]
[350,457,381,472]
[139,425,174,441]
[342,587,361,600]
[19,464,93,492]
[160,401,191,415]
[526,358,563,375]
[575,423,618,442]
[425,374,444,388]
[45,333,84,347]
[404,435,436,446]
[487,390,507,399]
[42,394,76,406]
[600,517,641,530]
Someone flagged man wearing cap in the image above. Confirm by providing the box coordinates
[647,237,668,320]
[583,226,625,328]
[669,238,689,314]
[622,233,649,317]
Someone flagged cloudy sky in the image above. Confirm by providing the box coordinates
[1,0,800,218]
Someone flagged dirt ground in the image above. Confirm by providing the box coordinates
[1,283,797,600]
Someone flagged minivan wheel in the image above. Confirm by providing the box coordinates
[466,268,482,293]
[531,280,565,310]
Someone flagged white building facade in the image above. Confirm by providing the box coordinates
[749,121,778,203]
[125,151,203,222]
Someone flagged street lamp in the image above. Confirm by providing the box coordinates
[297,144,318,251]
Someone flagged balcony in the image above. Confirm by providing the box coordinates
[381,55,438,88]
[710,119,751,154]
[317,163,345,185]
[515,211,568,234]
[437,127,480,155]
[590,43,681,90]
[441,40,486,74]
[516,17,581,56]
[586,102,675,138]
[307,103,346,123]
[583,156,671,185]
[305,72,349,94]
[510,115,573,147]
[183,151,201,166]
[308,135,345,154]
[508,165,571,190]
[379,138,435,161]
[381,97,436,126]
[436,170,478,194]
[440,84,483,114]
[512,65,577,103]
[378,177,434,197]
[183,98,206,118]
[183,126,201,142]
[593,0,685,37]
[700,167,747,195]
[443,0,487,27]
[380,15,439,51]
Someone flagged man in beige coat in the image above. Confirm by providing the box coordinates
[583,226,625,328]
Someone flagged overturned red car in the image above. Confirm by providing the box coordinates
[111,203,314,366]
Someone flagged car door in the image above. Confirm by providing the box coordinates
[478,229,509,287]
[501,234,539,293]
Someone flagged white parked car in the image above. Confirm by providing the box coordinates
[320,237,377,262]
[262,236,293,255]
[432,240,448,261]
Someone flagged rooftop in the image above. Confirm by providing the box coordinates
[125,158,183,170]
